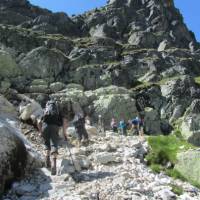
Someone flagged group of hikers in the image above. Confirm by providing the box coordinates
[32,98,145,175]
[110,115,144,137]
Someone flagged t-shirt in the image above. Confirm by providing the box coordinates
[119,121,126,129]
[132,118,139,126]
[111,121,117,128]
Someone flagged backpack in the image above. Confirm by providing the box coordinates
[73,113,85,128]
[43,100,62,126]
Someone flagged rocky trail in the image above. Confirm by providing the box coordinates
[2,129,200,200]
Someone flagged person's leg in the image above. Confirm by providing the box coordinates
[82,127,89,140]
[50,125,59,175]
[139,126,144,141]
[76,128,82,147]
[82,127,89,145]
[124,128,127,136]
[42,123,51,168]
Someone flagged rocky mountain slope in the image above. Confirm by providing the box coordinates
[1,0,200,198]
[3,133,200,200]
[0,0,200,128]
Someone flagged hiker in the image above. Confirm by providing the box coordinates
[73,113,89,147]
[98,115,104,133]
[38,99,68,175]
[131,117,140,135]
[110,118,118,133]
[118,119,127,136]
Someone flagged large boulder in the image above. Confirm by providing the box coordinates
[27,79,48,93]
[181,99,200,146]
[93,93,137,127]
[175,150,200,185]
[144,108,161,135]
[19,100,43,122]
[160,76,200,121]
[50,82,66,93]
[19,46,69,81]
[0,95,17,117]
[0,96,43,195]
[0,121,27,195]
[92,152,121,165]
[52,87,88,108]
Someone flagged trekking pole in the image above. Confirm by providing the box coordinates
[65,141,77,172]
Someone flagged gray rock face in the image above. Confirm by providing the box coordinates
[0,121,27,195]
[144,108,161,135]
[19,46,69,81]
[181,99,200,146]
[0,95,43,196]
[92,86,138,127]
[161,76,200,121]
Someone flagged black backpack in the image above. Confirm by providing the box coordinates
[43,100,62,126]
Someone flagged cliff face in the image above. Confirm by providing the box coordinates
[0,0,200,131]
[0,0,198,44]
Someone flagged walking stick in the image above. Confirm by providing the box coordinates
[65,141,77,172]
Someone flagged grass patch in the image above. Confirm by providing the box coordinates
[173,129,183,140]
[170,184,184,196]
[195,76,200,85]
[157,75,183,85]
[146,135,200,188]
[146,135,193,167]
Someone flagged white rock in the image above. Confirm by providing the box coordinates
[85,125,98,135]
[19,100,42,121]
[94,152,120,164]
[57,159,81,175]
[155,188,176,200]
[75,155,91,169]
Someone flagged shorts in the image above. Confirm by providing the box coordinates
[42,123,59,154]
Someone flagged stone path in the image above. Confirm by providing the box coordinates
[3,134,200,200]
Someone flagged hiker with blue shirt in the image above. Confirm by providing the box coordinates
[131,115,144,137]
[118,119,127,136]
[131,116,140,135]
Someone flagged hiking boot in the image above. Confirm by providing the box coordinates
[51,158,57,176]
[45,156,51,168]
[82,139,89,146]
[51,166,57,175]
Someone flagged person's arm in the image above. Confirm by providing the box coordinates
[62,118,68,141]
